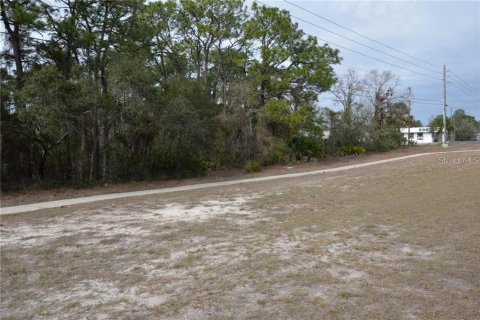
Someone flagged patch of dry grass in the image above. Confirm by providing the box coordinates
[1,150,479,319]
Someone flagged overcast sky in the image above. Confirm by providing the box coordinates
[2,1,478,124]
[261,0,480,125]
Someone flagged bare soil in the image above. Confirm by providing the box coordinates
[1,146,479,319]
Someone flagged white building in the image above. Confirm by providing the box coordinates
[400,127,441,145]
[322,130,330,141]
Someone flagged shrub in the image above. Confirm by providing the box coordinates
[263,142,290,165]
[244,160,261,173]
[289,135,325,161]
[366,126,405,151]
[352,145,366,155]
[337,145,366,156]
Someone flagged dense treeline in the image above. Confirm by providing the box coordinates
[1,0,412,189]
[1,0,335,187]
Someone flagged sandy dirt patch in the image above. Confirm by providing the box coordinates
[1,150,479,319]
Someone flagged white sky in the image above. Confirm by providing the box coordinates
[260,0,480,124]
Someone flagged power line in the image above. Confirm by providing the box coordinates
[448,78,480,99]
[255,0,442,76]
[281,0,441,69]
[447,72,480,99]
[447,81,480,99]
[448,100,480,103]
[448,70,479,95]
[410,101,442,106]
[412,98,442,103]
[250,2,442,81]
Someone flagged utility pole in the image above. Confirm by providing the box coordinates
[451,107,455,142]
[407,87,411,146]
[442,65,448,147]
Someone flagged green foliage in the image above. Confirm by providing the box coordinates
[325,104,370,154]
[454,120,477,141]
[1,0,340,189]
[386,102,409,127]
[265,101,326,160]
[244,160,261,173]
[428,111,479,141]
[245,3,339,108]
[263,142,290,165]
[452,109,478,141]
[336,145,366,156]
[289,135,325,160]
[16,66,95,181]
[429,115,453,133]
[326,70,420,155]
[366,125,406,152]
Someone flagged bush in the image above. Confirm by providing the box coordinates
[336,145,366,156]
[289,135,325,161]
[365,126,405,152]
[352,145,366,155]
[263,142,290,165]
[244,160,261,173]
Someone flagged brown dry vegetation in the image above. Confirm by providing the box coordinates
[1,148,479,319]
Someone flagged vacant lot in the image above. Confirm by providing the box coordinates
[1,150,479,319]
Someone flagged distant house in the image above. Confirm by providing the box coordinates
[322,130,330,141]
[400,127,441,145]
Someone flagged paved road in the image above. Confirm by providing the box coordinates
[1,149,478,215]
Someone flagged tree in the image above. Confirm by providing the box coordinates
[17,67,73,180]
[411,119,423,127]
[330,69,363,125]
[67,0,139,180]
[325,103,371,154]
[138,0,180,87]
[244,3,339,108]
[328,69,368,150]
[243,3,339,160]
[452,109,478,141]
[326,69,408,153]
[429,115,453,133]
[386,101,409,127]
[177,0,246,95]
[1,0,50,183]
[1,0,344,189]
[1,0,45,89]
[362,70,398,125]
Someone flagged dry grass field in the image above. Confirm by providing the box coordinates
[1,149,479,319]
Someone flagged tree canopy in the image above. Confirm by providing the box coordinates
[2,0,436,190]
[1,0,341,188]
[428,109,479,141]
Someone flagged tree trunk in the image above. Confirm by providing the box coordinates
[1,1,24,89]
[79,118,86,181]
